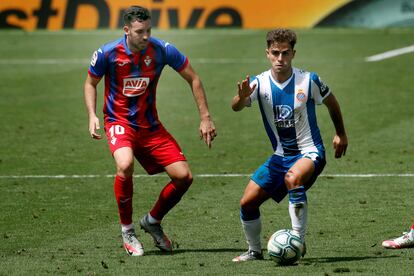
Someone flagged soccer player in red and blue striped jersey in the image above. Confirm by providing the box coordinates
[83,6,216,256]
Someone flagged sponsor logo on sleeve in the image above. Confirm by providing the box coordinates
[318,77,329,96]
[90,50,98,66]
[123,77,150,97]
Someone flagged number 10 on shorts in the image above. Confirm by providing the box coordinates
[109,125,125,137]
[109,125,125,145]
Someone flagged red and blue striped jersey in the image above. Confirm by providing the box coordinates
[88,35,188,130]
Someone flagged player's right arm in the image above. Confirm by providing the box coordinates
[232,75,257,111]
[84,74,102,139]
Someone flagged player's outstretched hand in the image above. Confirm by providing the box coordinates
[199,118,217,148]
[237,75,256,100]
[89,115,102,139]
[333,134,347,158]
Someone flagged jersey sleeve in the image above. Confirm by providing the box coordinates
[88,47,106,79]
[310,72,331,104]
[164,42,188,72]
[247,76,259,107]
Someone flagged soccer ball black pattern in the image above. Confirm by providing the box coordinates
[267,229,303,265]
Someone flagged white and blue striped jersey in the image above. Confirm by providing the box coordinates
[248,67,331,157]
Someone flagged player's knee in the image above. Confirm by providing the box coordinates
[116,160,134,177]
[172,171,193,189]
[284,171,300,188]
[240,197,259,211]
[240,197,248,209]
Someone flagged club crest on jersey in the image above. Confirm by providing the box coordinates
[117,61,129,67]
[123,77,149,97]
[296,90,307,102]
[144,56,152,66]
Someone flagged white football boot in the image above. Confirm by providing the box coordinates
[122,228,144,256]
[382,231,414,249]
[232,250,264,262]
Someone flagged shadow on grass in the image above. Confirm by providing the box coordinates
[303,255,400,264]
[144,248,247,256]
[144,249,402,264]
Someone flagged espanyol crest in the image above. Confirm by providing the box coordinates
[296,90,307,102]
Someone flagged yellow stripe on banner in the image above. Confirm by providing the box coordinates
[0,0,351,30]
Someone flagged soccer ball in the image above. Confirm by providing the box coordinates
[267,229,303,265]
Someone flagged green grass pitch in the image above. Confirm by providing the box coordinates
[0,28,413,275]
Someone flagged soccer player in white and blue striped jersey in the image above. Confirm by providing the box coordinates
[231,28,348,262]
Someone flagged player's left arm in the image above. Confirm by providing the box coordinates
[323,93,348,158]
[178,62,217,148]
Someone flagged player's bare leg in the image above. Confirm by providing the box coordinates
[140,161,193,252]
[233,181,269,262]
[285,157,315,257]
[113,147,144,256]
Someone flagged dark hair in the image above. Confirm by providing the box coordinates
[123,6,151,25]
[266,28,297,49]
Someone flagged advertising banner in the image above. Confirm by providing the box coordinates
[1,0,413,30]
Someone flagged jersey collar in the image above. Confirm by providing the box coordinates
[123,34,150,56]
[123,34,133,56]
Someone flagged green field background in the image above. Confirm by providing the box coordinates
[0,29,413,275]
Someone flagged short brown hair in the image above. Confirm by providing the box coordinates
[266,28,297,49]
[123,6,151,26]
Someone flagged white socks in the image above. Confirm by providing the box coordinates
[240,200,307,252]
[147,213,161,224]
[241,217,262,252]
[288,201,308,241]
[121,223,134,232]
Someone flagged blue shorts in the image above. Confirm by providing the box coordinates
[251,151,326,203]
